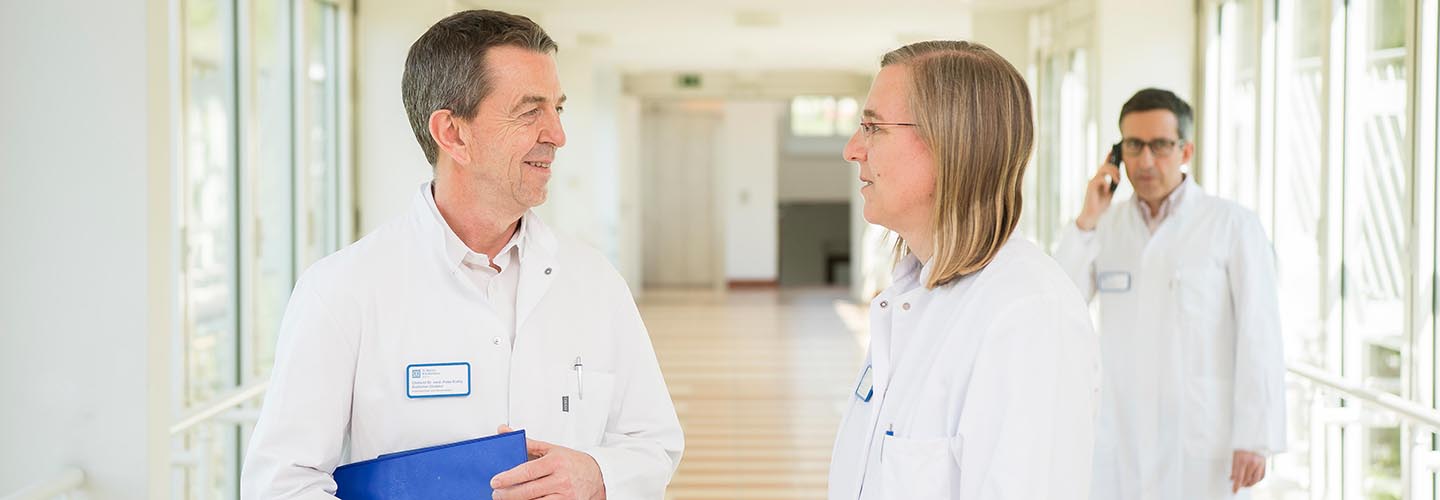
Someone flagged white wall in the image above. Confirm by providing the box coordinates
[1093,0,1196,138]
[0,0,170,496]
[779,132,852,203]
[545,49,626,266]
[354,0,449,235]
[719,101,783,281]
[616,96,644,289]
[588,65,628,277]
[778,155,853,203]
[971,8,1033,69]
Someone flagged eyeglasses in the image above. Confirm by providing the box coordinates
[1121,137,1185,157]
[858,121,917,137]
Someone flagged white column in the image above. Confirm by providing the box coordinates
[353,0,450,235]
[0,0,172,496]
[719,100,783,283]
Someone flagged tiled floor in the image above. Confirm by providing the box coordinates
[640,287,865,500]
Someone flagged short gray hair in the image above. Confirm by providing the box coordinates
[402,10,558,165]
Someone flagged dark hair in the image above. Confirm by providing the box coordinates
[402,10,557,165]
[1119,88,1193,141]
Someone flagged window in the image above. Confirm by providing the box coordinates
[1055,50,1093,239]
[1200,0,1436,498]
[1028,46,1093,250]
[173,0,351,498]
[176,1,240,494]
[1342,1,1411,495]
[1214,0,1260,207]
[299,0,345,270]
[1271,0,1329,492]
[249,0,297,389]
[790,95,858,137]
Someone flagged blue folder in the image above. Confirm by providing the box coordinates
[333,430,528,499]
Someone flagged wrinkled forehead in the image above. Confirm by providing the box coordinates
[480,47,565,108]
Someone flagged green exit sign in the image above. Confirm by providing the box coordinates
[677,73,702,88]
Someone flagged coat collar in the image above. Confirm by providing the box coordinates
[413,181,562,333]
[413,181,559,275]
[1125,175,1205,233]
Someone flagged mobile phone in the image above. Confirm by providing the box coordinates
[1107,142,1123,194]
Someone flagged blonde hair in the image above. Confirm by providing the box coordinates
[880,41,1033,289]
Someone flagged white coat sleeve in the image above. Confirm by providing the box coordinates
[1227,214,1287,455]
[955,294,1100,500]
[240,274,358,500]
[578,284,684,498]
[1053,222,1101,303]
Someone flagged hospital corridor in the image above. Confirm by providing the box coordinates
[4,0,1440,499]
[645,289,862,498]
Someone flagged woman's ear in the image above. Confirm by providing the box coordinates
[429,109,470,165]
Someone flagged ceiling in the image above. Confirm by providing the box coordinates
[461,0,1054,72]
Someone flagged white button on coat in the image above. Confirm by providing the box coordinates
[241,183,684,499]
[829,238,1101,500]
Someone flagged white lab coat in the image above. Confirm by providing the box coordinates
[1052,179,1286,500]
[241,183,684,499]
[828,237,1101,500]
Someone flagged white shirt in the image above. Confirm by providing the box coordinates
[241,182,684,500]
[1136,175,1190,235]
[829,237,1101,500]
[424,184,523,343]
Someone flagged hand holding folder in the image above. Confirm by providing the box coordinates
[333,429,528,499]
[490,425,607,500]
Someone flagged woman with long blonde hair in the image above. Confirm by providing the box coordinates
[827,41,1100,499]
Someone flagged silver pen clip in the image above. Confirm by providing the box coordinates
[573,356,584,400]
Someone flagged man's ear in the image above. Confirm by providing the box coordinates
[429,109,470,165]
[1180,140,1195,165]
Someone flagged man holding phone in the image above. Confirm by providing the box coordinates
[1052,88,1286,499]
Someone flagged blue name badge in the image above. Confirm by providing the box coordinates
[1096,271,1132,293]
[854,365,875,402]
[406,362,471,398]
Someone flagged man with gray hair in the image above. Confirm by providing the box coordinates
[1054,88,1285,499]
[241,10,683,500]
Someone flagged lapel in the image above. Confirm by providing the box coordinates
[1140,178,1202,263]
[868,255,921,396]
[515,210,559,335]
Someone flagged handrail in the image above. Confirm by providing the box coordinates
[1,467,84,500]
[1287,362,1440,431]
[169,379,269,435]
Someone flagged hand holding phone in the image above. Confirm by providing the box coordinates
[1077,142,1124,231]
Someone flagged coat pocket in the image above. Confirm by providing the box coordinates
[574,370,614,446]
[549,369,616,449]
[1173,265,1226,333]
[880,433,963,499]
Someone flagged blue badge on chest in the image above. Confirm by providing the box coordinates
[406,362,471,398]
[854,364,874,402]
